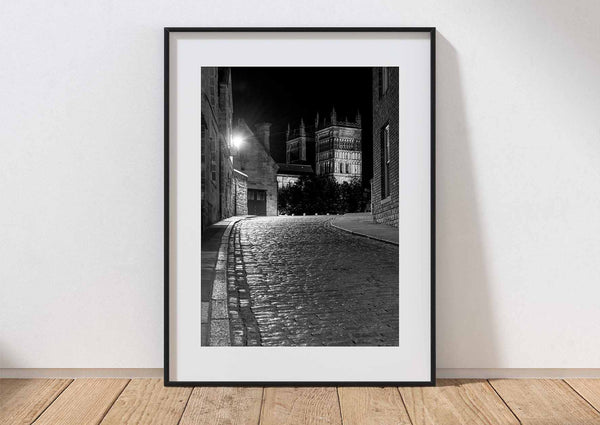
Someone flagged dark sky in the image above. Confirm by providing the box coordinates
[231,67,373,183]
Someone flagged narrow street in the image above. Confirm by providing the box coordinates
[226,216,399,346]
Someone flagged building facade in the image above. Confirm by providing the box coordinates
[371,67,399,227]
[276,163,314,189]
[315,108,362,184]
[234,120,279,216]
[233,169,248,215]
[285,119,315,165]
[200,67,235,230]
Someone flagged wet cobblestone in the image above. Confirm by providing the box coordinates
[226,216,399,346]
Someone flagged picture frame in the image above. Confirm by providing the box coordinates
[165,27,436,386]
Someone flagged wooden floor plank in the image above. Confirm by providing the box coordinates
[99,379,191,425]
[32,378,129,425]
[338,387,411,425]
[400,379,519,425]
[565,379,600,413]
[179,387,262,425]
[0,378,72,425]
[260,387,341,425]
[490,378,600,425]
[5,378,600,425]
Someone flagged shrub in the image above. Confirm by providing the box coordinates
[278,175,367,215]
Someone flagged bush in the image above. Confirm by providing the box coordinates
[278,175,367,215]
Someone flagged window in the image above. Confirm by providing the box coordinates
[201,116,207,169]
[210,137,217,183]
[381,124,390,198]
[340,162,344,174]
[346,163,350,174]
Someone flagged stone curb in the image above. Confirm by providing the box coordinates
[329,218,399,246]
[207,216,249,346]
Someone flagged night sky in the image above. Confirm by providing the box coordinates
[231,67,373,184]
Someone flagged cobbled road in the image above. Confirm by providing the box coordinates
[226,216,399,346]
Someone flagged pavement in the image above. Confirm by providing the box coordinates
[202,215,399,347]
[201,215,251,346]
[331,213,399,245]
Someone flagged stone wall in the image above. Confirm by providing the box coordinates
[371,67,399,227]
[200,67,235,230]
[277,174,300,189]
[234,170,248,215]
[234,120,279,216]
[315,124,362,185]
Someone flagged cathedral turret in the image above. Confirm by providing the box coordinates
[314,107,362,184]
[300,118,305,136]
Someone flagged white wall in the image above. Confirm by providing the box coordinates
[1,0,599,372]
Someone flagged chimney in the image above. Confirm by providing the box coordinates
[255,122,272,153]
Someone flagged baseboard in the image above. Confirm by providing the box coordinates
[437,368,600,379]
[2,368,600,379]
[0,368,163,378]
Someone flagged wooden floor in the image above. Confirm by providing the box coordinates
[2,379,600,424]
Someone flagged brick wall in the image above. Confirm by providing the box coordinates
[371,67,399,227]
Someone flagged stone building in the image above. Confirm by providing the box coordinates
[315,108,362,184]
[276,119,315,189]
[276,163,314,189]
[285,119,315,165]
[234,120,279,216]
[233,169,248,215]
[371,67,399,227]
[200,67,235,230]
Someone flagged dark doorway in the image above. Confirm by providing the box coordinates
[247,189,267,216]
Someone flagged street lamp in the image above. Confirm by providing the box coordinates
[232,134,244,150]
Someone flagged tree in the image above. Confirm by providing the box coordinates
[278,175,366,215]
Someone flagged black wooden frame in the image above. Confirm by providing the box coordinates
[164,27,436,387]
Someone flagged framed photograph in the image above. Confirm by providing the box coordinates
[165,27,435,385]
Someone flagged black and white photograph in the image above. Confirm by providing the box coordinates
[200,67,400,347]
[167,29,434,384]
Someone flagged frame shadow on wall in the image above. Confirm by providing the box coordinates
[436,33,498,371]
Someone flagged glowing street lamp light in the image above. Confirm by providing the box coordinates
[232,134,244,149]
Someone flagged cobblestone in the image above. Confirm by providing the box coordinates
[226,216,399,346]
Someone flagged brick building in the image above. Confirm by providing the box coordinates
[371,67,399,227]
[200,67,235,230]
[234,120,279,216]
[315,108,362,184]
